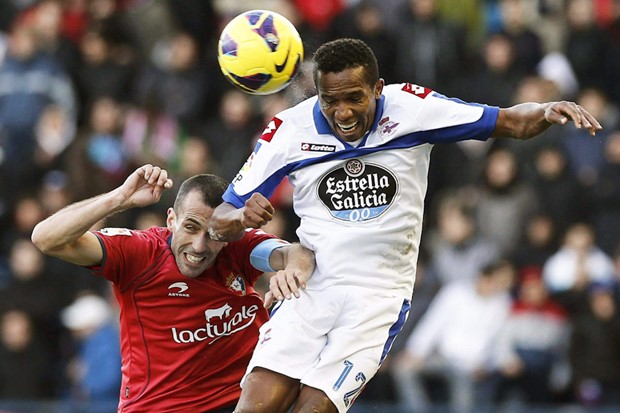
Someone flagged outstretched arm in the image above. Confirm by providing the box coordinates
[209,193,275,242]
[492,101,602,140]
[31,164,173,266]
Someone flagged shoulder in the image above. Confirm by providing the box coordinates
[96,226,169,248]
[274,96,317,128]
[257,96,318,146]
[382,83,436,105]
[381,83,442,119]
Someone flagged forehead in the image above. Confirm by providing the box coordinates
[177,191,213,222]
[317,67,370,95]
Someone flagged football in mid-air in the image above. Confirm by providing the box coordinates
[217,10,304,95]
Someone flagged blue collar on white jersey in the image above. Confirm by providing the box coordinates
[312,95,386,148]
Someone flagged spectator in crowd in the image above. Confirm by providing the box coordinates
[474,147,539,256]
[543,222,615,317]
[73,28,136,112]
[564,0,610,92]
[462,32,521,108]
[605,0,620,107]
[61,293,121,403]
[64,96,129,200]
[0,195,46,256]
[560,88,610,188]
[0,309,54,399]
[393,0,470,96]
[20,0,81,76]
[510,213,559,272]
[491,267,570,406]
[202,89,262,181]
[497,0,543,77]
[173,135,218,183]
[33,104,75,171]
[121,94,182,171]
[530,145,584,235]
[590,130,620,255]
[543,223,615,295]
[425,138,494,210]
[426,192,501,286]
[391,260,515,413]
[569,281,620,406]
[87,0,139,57]
[0,20,76,204]
[133,31,211,130]
[327,0,398,83]
[0,238,64,345]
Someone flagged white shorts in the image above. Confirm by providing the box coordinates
[241,285,411,412]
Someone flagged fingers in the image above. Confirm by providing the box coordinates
[140,164,174,195]
[264,291,274,308]
[268,270,305,303]
[549,102,603,136]
[582,110,603,136]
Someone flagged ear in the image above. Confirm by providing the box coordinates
[374,78,385,99]
[166,207,176,230]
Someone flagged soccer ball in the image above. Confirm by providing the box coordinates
[217,10,304,95]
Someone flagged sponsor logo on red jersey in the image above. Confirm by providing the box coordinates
[171,303,259,345]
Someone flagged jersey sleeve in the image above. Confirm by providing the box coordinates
[398,83,499,143]
[223,116,294,208]
[88,228,158,288]
[226,228,282,284]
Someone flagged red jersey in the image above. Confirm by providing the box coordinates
[90,227,273,412]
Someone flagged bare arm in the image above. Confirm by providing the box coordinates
[209,193,275,242]
[264,243,316,307]
[492,101,602,140]
[31,164,173,266]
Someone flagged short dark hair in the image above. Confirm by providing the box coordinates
[312,38,379,87]
[174,174,228,212]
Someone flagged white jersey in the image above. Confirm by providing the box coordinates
[225,83,499,299]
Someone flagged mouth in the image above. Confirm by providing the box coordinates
[336,121,359,137]
[184,252,205,265]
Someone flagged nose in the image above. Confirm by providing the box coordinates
[334,103,353,121]
[191,234,209,253]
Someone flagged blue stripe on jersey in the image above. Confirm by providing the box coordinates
[269,298,284,317]
[379,299,411,365]
[224,105,498,205]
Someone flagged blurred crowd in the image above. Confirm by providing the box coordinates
[0,0,620,411]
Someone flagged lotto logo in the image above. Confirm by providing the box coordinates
[401,83,431,98]
[301,142,336,152]
[260,117,283,142]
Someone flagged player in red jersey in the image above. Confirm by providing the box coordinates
[31,164,315,413]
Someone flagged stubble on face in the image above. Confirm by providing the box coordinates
[317,67,383,142]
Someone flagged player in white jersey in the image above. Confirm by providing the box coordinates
[209,38,602,413]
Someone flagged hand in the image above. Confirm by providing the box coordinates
[241,193,274,229]
[263,268,308,308]
[544,101,603,136]
[119,164,173,208]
